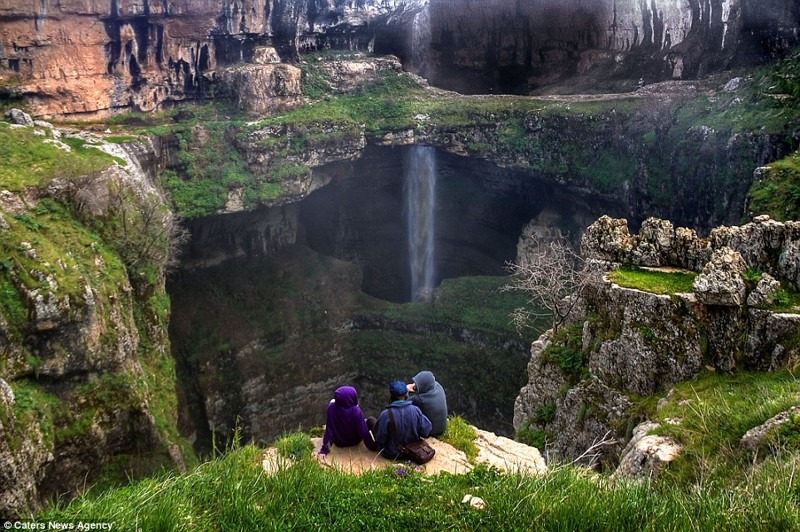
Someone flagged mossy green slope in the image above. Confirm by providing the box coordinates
[0,121,190,502]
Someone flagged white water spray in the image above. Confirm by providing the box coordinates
[406,145,437,302]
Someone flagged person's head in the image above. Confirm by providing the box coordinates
[388,380,407,401]
[412,370,436,394]
[334,386,359,408]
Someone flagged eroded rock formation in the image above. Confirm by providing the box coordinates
[514,215,800,467]
[0,0,425,117]
[0,111,184,517]
[423,0,800,93]
[1,0,798,117]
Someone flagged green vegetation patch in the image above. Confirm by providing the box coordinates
[540,324,587,383]
[439,415,479,462]
[0,123,116,191]
[0,198,128,339]
[38,444,800,529]
[275,432,314,461]
[650,370,800,488]
[516,420,550,450]
[608,266,697,295]
[373,276,547,338]
[8,380,59,450]
[747,150,800,221]
[764,287,800,312]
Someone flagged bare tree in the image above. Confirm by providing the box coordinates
[503,234,596,334]
[108,182,189,276]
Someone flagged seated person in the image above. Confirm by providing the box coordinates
[317,385,378,463]
[372,381,432,460]
[408,370,448,436]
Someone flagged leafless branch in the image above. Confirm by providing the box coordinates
[503,234,598,333]
[571,431,618,468]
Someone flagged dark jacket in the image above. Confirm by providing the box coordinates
[410,371,448,436]
[373,400,432,460]
[320,386,378,455]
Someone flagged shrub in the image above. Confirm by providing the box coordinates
[275,432,314,461]
[439,415,478,461]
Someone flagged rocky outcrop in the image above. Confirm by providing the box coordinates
[298,425,546,477]
[0,115,184,516]
[693,248,748,306]
[583,215,800,289]
[514,215,800,466]
[613,421,681,481]
[0,0,425,118]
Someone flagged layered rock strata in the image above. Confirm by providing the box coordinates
[514,215,800,467]
[1,0,798,116]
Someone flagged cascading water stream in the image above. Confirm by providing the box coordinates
[406,145,437,302]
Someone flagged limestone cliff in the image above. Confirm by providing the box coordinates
[1,0,798,117]
[422,0,800,93]
[0,0,425,118]
[513,216,800,467]
[0,111,186,517]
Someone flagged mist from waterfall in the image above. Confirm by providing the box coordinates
[406,145,437,302]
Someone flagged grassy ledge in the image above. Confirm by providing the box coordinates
[608,266,697,295]
[36,438,800,529]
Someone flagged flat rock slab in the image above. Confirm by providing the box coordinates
[263,427,546,477]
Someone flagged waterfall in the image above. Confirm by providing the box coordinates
[406,145,437,302]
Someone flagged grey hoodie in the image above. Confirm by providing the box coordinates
[410,370,448,436]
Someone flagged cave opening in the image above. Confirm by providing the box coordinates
[298,145,572,302]
[169,145,615,449]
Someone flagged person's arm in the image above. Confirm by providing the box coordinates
[418,409,432,438]
[319,403,334,455]
[373,412,389,450]
[357,407,380,451]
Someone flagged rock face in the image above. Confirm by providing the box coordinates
[1,0,798,116]
[0,119,184,516]
[0,0,425,118]
[420,0,800,93]
[514,215,800,466]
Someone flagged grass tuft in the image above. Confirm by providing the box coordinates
[439,415,479,462]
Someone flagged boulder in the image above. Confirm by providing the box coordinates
[747,273,782,307]
[581,216,634,262]
[5,108,33,126]
[218,63,302,114]
[741,406,800,452]
[693,247,748,306]
[613,422,681,481]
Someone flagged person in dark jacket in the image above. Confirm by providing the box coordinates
[373,381,432,460]
[317,386,378,463]
[407,370,448,436]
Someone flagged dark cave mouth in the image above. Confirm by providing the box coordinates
[299,145,601,303]
[176,144,615,304]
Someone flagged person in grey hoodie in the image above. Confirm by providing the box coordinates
[407,370,448,436]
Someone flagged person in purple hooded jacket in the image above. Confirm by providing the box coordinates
[317,386,378,463]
